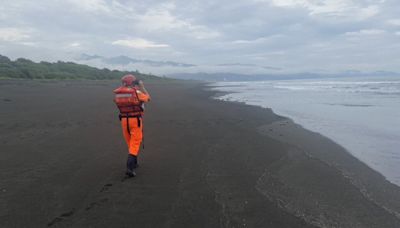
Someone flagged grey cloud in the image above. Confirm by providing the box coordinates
[0,0,399,74]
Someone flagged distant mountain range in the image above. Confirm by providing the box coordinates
[216,63,282,71]
[168,71,400,81]
[77,54,196,68]
[77,54,284,70]
[76,54,400,81]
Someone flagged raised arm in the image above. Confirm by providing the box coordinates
[138,80,149,95]
[136,80,150,102]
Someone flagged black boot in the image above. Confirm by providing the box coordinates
[126,154,137,177]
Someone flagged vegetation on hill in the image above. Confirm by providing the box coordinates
[0,54,161,80]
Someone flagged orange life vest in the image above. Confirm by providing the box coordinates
[113,86,143,117]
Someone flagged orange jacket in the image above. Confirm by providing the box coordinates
[114,86,150,117]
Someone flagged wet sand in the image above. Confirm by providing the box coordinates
[1,80,400,227]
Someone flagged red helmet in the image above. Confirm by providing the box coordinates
[121,74,137,86]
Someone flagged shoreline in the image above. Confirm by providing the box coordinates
[1,80,400,227]
[207,81,400,187]
[204,82,400,225]
[207,82,400,221]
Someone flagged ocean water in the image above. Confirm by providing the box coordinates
[211,76,400,186]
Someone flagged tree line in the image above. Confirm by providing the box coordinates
[0,54,160,80]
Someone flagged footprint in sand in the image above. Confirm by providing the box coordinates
[99,183,113,192]
[47,209,75,227]
[85,198,109,211]
[48,183,114,226]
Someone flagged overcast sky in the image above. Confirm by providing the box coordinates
[0,0,399,74]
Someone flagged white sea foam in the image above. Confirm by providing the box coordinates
[211,76,400,186]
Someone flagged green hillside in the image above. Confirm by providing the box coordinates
[0,54,160,80]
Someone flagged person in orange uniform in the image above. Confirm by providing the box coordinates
[114,74,150,177]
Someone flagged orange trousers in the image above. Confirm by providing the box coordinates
[121,117,143,156]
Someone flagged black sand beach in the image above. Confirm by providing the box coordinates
[1,80,400,227]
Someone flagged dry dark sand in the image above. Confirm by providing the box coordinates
[1,80,400,228]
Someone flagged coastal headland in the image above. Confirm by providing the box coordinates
[1,80,400,227]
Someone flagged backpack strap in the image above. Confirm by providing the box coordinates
[126,117,130,135]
